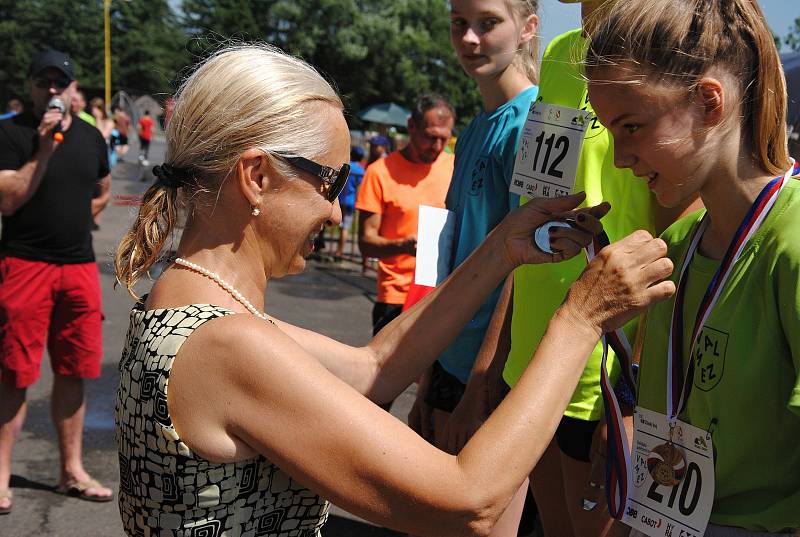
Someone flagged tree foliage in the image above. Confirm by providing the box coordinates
[0,0,186,106]
[786,17,800,52]
[0,0,481,129]
[180,0,483,128]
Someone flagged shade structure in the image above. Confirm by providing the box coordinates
[357,102,411,127]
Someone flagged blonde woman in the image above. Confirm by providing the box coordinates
[113,44,674,537]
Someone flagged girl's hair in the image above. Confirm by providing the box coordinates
[114,44,343,299]
[508,0,540,84]
[586,0,789,175]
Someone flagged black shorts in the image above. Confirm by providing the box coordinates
[424,361,466,413]
[372,302,402,336]
[555,416,599,463]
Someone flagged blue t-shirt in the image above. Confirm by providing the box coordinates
[438,85,538,383]
[339,161,365,210]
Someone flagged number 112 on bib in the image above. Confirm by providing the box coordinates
[509,102,592,199]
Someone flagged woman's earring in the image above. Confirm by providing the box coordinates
[251,206,260,217]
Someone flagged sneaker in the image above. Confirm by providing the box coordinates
[142,159,149,167]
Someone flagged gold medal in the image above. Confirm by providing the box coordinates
[646,442,686,487]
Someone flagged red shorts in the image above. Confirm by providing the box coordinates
[0,256,103,388]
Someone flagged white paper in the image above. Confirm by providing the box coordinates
[414,205,455,287]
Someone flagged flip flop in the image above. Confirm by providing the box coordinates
[0,488,11,514]
[55,478,114,503]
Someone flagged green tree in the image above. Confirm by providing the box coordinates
[180,0,482,129]
[0,0,187,107]
[786,17,800,52]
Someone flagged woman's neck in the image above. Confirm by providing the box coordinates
[476,66,533,113]
[698,159,780,259]
[171,223,270,311]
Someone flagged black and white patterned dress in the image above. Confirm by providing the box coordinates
[116,303,330,537]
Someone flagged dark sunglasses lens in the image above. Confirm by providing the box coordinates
[35,76,69,89]
[329,164,350,202]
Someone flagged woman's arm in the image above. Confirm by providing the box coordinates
[169,229,674,537]
[274,193,606,402]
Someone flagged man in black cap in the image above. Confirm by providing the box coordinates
[0,49,113,514]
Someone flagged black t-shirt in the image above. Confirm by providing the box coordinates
[0,111,109,263]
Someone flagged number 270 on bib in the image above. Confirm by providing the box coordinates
[510,102,592,199]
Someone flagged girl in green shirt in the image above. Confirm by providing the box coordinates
[586,0,799,535]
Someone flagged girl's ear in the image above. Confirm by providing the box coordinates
[695,77,725,128]
[519,13,539,46]
[236,148,268,209]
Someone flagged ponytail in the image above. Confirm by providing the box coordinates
[114,183,180,300]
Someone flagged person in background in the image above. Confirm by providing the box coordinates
[334,145,365,260]
[356,94,455,339]
[0,99,23,121]
[113,106,130,159]
[0,49,113,514]
[137,110,154,167]
[71,89,95,126]
[367,134,390,165]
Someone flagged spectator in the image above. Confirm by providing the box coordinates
[334,146,365,260]
[0,99,23,121]
[0,49,113,514]
[71,89,95,126]
[356,94,455,340]
[113,106,130,158]
[137,110,154,166]
[367,134,390,165]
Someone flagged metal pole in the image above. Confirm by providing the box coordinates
[104,0,111,112]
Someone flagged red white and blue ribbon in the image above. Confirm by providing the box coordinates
[587,231,635,519]
[666,161,796,423]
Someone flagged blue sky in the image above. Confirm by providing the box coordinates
[538,0,799,54]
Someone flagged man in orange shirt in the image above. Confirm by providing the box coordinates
[356,94,455,336]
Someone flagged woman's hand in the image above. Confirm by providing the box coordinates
[500,192,611,268]
[561,230,675,337]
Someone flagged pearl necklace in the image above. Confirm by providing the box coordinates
[174,257,273,323]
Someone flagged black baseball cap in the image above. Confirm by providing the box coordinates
[28,50,75,81]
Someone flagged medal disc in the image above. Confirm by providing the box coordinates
[533,221,572,254]
[646,443,686,486]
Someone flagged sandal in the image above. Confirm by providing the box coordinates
[55,478,113,503]
[0,488,11,515]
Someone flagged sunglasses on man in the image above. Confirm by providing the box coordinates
[33,75,72,90]
[272,154,350,203]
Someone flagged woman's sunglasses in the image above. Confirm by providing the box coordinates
[273,154,350,203]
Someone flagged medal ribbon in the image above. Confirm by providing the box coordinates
[586,231,635,519]
[666,161,795,423]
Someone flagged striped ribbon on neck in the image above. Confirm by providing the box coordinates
[667,161,796,423]
[587,231,635,519]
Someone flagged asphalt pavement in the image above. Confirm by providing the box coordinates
[1,134,411,536]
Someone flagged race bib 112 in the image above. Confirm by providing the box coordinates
[509,102,592,199]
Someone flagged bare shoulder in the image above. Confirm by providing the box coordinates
[168,313,301,462]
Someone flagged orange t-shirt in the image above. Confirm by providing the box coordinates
[356,150,454,304]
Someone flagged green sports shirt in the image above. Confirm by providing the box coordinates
[637,180,800,532]
[502,29,655,420]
